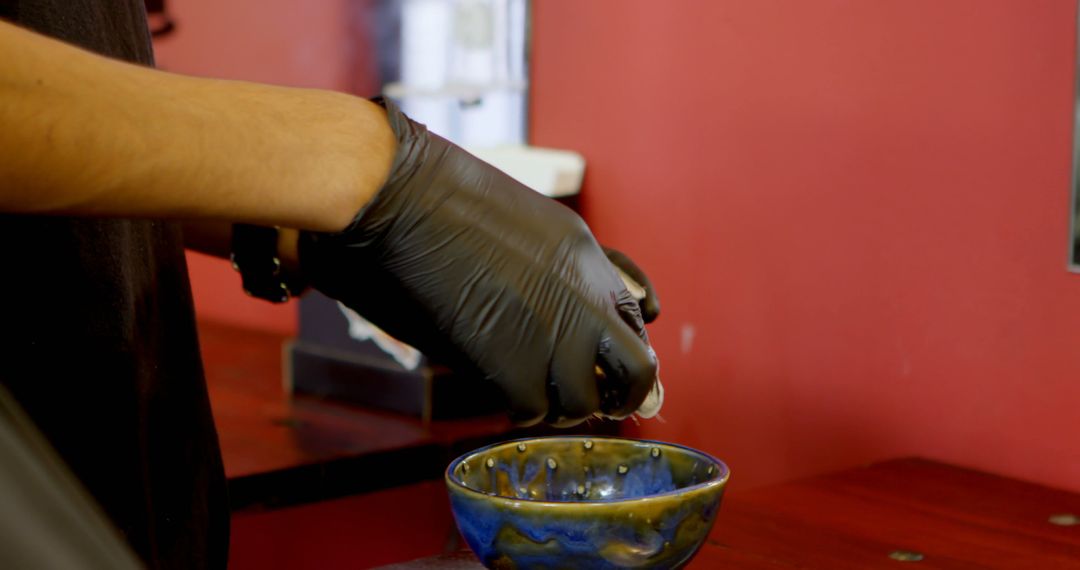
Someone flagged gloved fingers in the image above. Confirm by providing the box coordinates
[613,288,650,346]
[595,314,658,419]
[603,247,660,323]
[544,334,602,428]
[494,365,550,427]
[613,287,664,418]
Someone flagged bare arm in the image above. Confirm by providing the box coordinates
[0,19,395,233]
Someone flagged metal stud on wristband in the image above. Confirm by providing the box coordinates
[230,224,291,303]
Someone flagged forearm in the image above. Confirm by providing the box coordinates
[0,20,394,232]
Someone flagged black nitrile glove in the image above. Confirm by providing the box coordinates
[299,98,657,426]
[604,247,660,324]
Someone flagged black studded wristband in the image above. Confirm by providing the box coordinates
[230,224,304,304]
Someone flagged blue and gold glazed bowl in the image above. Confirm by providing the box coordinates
[445,436,729,569]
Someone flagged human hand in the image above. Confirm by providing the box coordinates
[298,99,658,426]
[604,247,660,324]
[602,247,663,419]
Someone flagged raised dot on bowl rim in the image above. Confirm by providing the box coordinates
[516,443,527,452]
[547,457,558,469]
[485,457,495,469]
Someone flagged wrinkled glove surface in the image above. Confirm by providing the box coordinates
[300,98,657,426]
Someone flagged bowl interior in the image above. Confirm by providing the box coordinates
[449,437,725,503]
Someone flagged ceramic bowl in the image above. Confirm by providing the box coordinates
[445,436,729,569]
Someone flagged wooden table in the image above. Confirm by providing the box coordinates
[197,323,1080,566]
[198,320,616,510]
[199,320,514,509]
[380,458,1080,569]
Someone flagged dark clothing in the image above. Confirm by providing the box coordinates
[0,386,143,569]
[0,2,229,568]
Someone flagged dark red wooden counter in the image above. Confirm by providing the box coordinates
[199,322,1080,567]
[199,320,614,510]
[199,319,508,509]
[707,457,1080,568]
[201,320,626,567]
[378,458,1080,568]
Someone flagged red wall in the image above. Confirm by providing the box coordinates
[156,0,1080,494]
[532,0,1080,492]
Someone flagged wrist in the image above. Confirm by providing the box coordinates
[231,224,307,303]
[277,227,301,273]
[321,96,397,232]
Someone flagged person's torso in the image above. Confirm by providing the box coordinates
[0,2,229,568]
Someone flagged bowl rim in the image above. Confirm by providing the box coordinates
[444,435,730,506]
